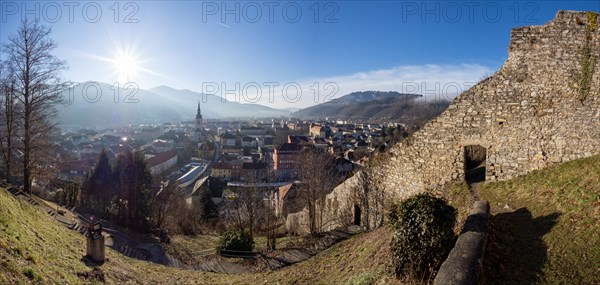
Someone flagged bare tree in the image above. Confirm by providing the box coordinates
[0,62,17,183]
[2,19,68,193]
[295,147,338,235]
[264,168,278,250]
[229,182,263,241]
[223,166,274,244]
[358,163,386,230]
[153,180,177,229]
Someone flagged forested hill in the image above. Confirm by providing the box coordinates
[292,91,450,123]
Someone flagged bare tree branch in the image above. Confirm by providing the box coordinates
[1,18,68,193]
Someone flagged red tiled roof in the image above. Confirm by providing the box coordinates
[146,150,177,168]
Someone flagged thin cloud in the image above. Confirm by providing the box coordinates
[215,22,231,28]
[182,64,493,109]
[262,64,494,108]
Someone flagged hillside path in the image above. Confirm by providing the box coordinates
[2,185,362,274]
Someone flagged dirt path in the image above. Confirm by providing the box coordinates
[468,182,482,201]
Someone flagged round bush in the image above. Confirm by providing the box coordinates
[216,231,254,255]
[388,193,457,281]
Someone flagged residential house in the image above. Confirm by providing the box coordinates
[241,136,257,148]
[146,150,178,176]
[221,148,242,157]
[239,126,264,136]
[58,159,95,182]
[272,183,303,217]
[313,137,328,150]
[220,132,237,147]
[70,134,89,146]
[287,122,309,132]
[310,123,324,137]
[273,143,303,177]
[136,127,162,142]
[211,160,243,180]
[211,162,232,179]
[151,139,174,153]
[241,162,268,181]
[315,124,332,138]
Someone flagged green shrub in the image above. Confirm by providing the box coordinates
[22,267,39,281]
[216,231,254,255]
[388,193,457,282]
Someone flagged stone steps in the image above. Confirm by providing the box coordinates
[2,186,154,262]
[112,241,148,261]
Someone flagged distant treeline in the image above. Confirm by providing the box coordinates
[294,91,450,126]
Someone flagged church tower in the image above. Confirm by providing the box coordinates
[193,102,203,142]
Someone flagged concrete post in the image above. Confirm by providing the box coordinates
[86,221,105,263]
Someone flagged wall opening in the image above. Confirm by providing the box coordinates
[464,145,486,183]
[353,205,361,226]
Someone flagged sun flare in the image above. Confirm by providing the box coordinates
[112,50,140,83]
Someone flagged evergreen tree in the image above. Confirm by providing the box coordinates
[132,151,153,228]
[200,187,217,220]
[114,150,153,230]
[81,149,113,215]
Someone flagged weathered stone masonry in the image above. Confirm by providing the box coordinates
[295,11,600,233]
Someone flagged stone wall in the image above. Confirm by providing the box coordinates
[433,201,490,285]
[289,11,600,233]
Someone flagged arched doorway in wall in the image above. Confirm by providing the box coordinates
[353,205,361,226]
[464,145,486,183]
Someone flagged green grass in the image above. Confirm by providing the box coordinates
[443,182,475,235]
[0,156,600,284]
[346,272,374,285]
[0,186,397,284]
[479,155,600,285]
[0,189,95,284]
[7,156,595,284]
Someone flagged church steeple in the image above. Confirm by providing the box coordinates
[193,101,203,143]
[196,102,203,119]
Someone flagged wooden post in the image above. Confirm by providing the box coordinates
[86,221,105,263]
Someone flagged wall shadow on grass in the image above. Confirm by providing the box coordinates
[482,208,560,285]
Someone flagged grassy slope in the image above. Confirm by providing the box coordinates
[0,189,91,284]
[479,155,600,285]
[3,155,596,284]
[0,187,396,284]
[443,182,475,235]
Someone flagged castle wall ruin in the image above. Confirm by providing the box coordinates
[287,11,600,233]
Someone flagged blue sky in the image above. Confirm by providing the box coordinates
[1,1,599,108]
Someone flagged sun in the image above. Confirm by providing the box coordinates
[112,50,140,83]
[81,41,165,84]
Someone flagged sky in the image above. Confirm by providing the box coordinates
[1,0,599,108]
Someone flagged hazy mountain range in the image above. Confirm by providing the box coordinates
[56,82,290,129]
[56,84,450,129]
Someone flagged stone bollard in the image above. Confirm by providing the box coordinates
[86,221,105,263]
